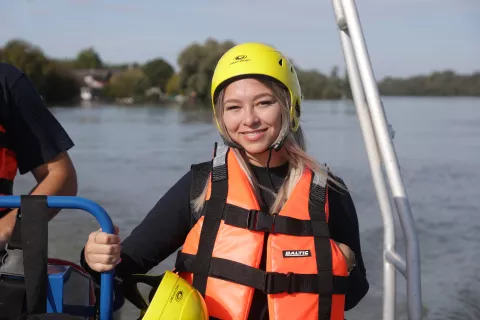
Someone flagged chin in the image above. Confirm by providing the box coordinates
[238,141,271,155]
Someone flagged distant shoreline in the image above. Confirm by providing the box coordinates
[2,38,479,105]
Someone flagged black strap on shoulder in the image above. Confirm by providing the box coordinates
[191,143,229,296]
[309,173,335,320]
[190,161,212,218]
[200,202,314,236]
[176,252,348,295]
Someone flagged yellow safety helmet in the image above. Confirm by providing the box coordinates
[123,271,208,320]
[211,42,303,150]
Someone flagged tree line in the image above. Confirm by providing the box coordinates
[1,38,479,105]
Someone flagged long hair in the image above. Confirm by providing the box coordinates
[192,78,345,214]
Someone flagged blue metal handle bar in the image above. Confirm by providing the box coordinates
[0,196,114,320]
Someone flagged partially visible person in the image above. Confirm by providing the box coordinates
[0,62,78,250]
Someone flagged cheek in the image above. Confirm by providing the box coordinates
[264,106,283,132]
[222,113,238,134]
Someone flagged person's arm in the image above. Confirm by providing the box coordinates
[30,151,77,215]
[81,170,195,282]
[0,152,77,244]
[0,70,76,244]
[328,179,369,311]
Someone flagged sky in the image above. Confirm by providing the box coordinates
[0,0,479,79]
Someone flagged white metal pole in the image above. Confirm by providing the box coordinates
[331,1,397,318]
[339,0,423,318]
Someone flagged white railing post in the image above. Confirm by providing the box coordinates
[329,0,423,319]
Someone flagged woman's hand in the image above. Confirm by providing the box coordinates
[84,225,121,272]
[335,241,356,272]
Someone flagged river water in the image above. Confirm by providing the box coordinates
[14,96,480,320]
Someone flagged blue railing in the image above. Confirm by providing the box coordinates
[0,196,115,320]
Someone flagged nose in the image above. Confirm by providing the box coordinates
[243,105,259,127]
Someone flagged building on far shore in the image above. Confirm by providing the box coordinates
[72,68,121,101]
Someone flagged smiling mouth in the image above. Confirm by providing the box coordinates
[241,128,267,136]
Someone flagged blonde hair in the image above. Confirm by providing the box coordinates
[192,78,345,214]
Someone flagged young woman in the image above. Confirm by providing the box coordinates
[82,42,369,320]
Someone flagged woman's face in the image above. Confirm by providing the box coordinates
[222,78,283,156]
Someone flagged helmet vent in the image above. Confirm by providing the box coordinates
[295,101,301,117]
[278,59,283,66]
[290,66,294,73]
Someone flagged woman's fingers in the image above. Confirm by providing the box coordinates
[86,243,121,256]
[88,229,120,245]
[85,226,122,272]
[86,253,120,265]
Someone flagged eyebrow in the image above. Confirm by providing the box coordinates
[223,92,274,105]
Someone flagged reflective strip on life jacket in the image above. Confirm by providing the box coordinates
[177,143,348,320]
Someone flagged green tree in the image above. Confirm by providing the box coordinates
[103,68,151,99]
[0,39,81,104]
[322,84,342,99]
[165,73,181,95]
[296,68,330,100]
[75,48,103,69]
[142,58,174,92]
[1,39,49,94]
[43,62,80,104]
[177,38,235,100]
[377,70,480,97]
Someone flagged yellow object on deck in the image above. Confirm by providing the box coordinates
[142,271,208,320]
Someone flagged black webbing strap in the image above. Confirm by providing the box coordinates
[21,195,49,315]
[200,202,314,236]
[191,144,229,296]
[309,173,334,320]
[176,252,348,295]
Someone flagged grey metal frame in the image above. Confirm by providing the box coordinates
[330,0,423,319]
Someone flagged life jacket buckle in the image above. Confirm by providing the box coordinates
[246,210,275,233]
[264,271,295,294]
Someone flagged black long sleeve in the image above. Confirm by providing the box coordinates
[327,179,369,310]
[115,171,194,278]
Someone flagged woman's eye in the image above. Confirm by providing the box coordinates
[226,105,239,111]
[259,100,275,106]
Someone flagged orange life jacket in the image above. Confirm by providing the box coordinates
[174,144,349,320]
[0,124,17,211]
